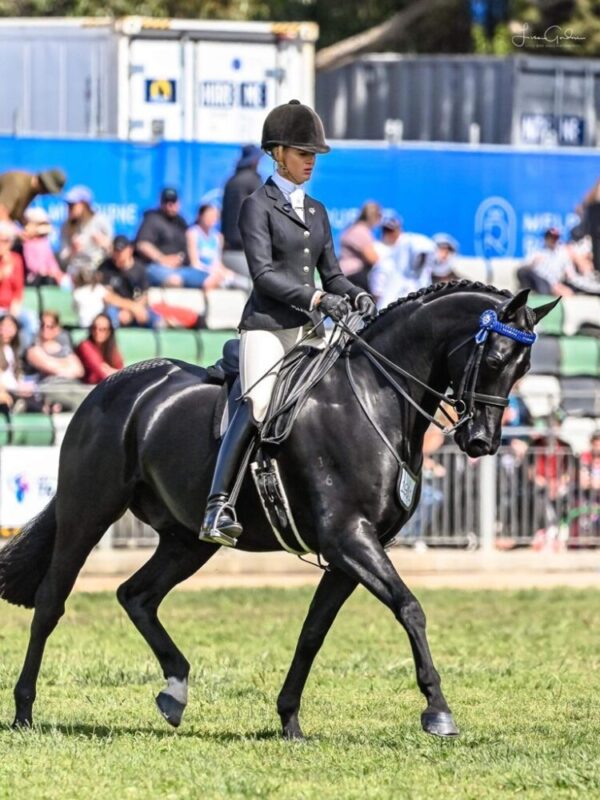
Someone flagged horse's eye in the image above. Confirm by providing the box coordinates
[486,355,503,371]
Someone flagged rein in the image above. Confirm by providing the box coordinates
[339,306,537,439]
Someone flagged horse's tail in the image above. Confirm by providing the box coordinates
[0,498,57,608]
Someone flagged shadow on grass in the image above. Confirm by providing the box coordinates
[4,720,453,749]
[6,721,283,742]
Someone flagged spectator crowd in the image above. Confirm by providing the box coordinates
[0,156,598,433]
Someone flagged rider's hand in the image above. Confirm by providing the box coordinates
[318,293,351,322]
[355,293,377,321]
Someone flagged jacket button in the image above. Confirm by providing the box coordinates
[303,266,309,272]
[304,282,310,286]
[303,230,310,238]
[303,247,310,254]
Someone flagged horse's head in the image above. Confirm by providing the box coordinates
[450,289,559,458]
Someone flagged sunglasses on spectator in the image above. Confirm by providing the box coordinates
[41,321,58,329]
[92,325,111,332]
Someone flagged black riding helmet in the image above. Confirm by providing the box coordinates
[261,99,330,155]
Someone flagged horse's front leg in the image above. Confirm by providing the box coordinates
[277,567,357,739]
[322,522,458,737]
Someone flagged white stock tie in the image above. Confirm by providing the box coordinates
[290,188,305,223]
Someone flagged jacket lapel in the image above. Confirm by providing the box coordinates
[265,177,308,230]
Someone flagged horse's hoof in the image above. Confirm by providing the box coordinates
[421,711,459,737]
[12,716,32,730]
[155,691,185,728]
[282,724,305,741]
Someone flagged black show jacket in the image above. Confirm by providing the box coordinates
[238,177,362,331]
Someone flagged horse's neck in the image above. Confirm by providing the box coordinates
[362,302,451,412]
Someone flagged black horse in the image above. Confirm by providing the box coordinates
[0,281,556,738]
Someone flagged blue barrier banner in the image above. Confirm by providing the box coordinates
[1,136,598,257]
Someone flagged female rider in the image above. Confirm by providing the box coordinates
[199,100,377,547]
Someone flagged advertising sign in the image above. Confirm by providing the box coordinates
[1,135,598,257]
[0,447,59,528]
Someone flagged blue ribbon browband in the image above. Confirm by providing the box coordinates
[475,309,537,346]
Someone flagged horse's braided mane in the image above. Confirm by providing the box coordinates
[359,279,513,334]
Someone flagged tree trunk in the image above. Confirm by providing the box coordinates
[316,0,450,72]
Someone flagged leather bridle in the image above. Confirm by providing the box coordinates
[341,308,537,437]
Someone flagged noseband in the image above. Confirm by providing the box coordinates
[341,307,536,436]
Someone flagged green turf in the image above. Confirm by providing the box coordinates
[0,587,598,799]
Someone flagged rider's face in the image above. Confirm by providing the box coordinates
[277,147,316,185]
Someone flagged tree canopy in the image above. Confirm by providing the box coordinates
[0,0,597,59]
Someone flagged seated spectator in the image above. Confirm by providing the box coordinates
[339,201,382,291]
[59,186,113,279]
[369,216,434,307]
[75,313,124,385]
[22,208,68,287]
[24,311,85,412]
[72,266,107,328]
[0,313,36,411]
[98,235,160,328]
[186,204,245,290]
[431,233,460,283]
[0,168,66,225]
[136,188,203,289]
[517,228,600,297]
[566,225,595,276]
[0,221,36,346]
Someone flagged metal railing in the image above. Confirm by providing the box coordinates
[106,438,600,551]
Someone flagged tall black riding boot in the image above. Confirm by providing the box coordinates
[199,400,257,548]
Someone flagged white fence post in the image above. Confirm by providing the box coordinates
[478,455,497,552]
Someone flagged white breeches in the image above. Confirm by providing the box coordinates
[240,325,326,422]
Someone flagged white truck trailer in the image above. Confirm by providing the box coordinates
[0,16,317,142]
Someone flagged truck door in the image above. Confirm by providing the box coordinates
[127,38,183,140]
[194,41,278,143]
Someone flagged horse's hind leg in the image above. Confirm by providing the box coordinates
[116,529,219,728]
[13,523,110,727]
[323,528,458,737]
[277,567,357,740]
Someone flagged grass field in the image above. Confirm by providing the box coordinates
[0,586,598,799]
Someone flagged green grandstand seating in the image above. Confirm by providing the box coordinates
[69,328,88,347]
[198,330,236,367]
[559,336,599,377]
[157,329,201,363]
[22,287,41,317]
[1,413,55,446]
[0,416,9,446]
[530,294,563,336]
[39,286,79,327]
[116,329,158,366]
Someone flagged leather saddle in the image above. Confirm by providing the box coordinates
[210,338,324,443]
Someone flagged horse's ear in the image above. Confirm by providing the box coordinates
[500,289,530,319]
[532,297,561,325]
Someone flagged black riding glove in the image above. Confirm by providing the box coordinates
[318,293,351,322]
[355,293,377,321]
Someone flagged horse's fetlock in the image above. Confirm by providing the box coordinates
[277,693,297,719]
[14,685,35,705]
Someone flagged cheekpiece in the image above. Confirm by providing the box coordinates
[475,309,537,346]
